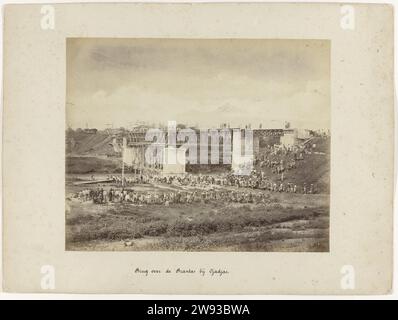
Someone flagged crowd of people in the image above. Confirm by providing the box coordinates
[256,144,307,175]
[106,143,316,194]
[105,172,316,194]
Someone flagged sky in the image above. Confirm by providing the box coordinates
[66,38,330,130]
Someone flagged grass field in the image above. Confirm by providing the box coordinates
[65,178,329,252]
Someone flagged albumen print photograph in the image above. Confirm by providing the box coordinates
[65,38,330,252]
